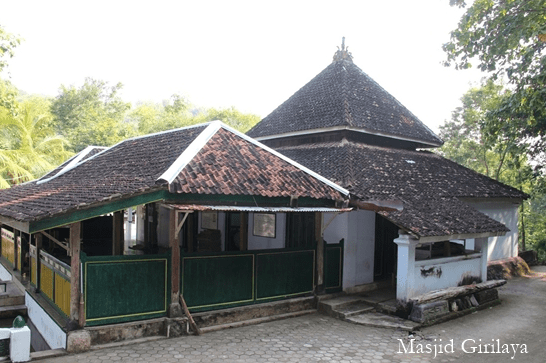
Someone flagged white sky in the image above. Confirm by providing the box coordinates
[0,0,484,132]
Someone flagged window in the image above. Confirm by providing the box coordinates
[285,213,316,249]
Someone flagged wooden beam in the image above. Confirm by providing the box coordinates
[40,231,69,252]
[112,211,124,255]
[69,222,82,326]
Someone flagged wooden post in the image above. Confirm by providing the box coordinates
[69,222,82,328]
[13,230,19,271]
[187,214,194,253]
[35,234,42,293]
[169,209,182,317]
[315,212,324,292]
[112,210,124,255]
[239,212,248,251]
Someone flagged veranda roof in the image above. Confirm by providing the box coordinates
[0,121,349,233]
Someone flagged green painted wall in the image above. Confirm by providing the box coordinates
[82,252,170,326]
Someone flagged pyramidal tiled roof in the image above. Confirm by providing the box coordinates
[247,58,443,147]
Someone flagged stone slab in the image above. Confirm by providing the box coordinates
[346,312,421,331]
[409,300,449,324]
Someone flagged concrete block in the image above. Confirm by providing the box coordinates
[66,330,91,353]
[409,300,449,323]
[10,326,31,362]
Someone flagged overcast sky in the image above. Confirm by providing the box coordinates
[1,0,483,132]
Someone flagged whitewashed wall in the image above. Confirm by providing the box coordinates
[247,213,286,250]
[463,199,520,261]
[26,292,66,349]
[323,210,375,290]
[412,256,482,297]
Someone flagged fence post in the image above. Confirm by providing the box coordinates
[13,230,19,271]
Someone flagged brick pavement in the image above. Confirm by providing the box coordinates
[39,314,462,363]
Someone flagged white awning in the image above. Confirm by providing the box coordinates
[167,204,352,213]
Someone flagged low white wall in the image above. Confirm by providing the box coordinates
[411,255,482,297]
[247,213,286,250]
[25,292,66,349]
[0,262,13,281]
[323,211,375,290]
[463,199,520,261]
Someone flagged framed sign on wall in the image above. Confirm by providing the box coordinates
[201,211,218,230]
[253,213,276,238]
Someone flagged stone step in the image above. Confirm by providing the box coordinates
[200,309,316,333]
[345,312,421,332]
[0,294,25,307]
[330,302,374,319]
[0,304,27,319]
[317,295,368,316]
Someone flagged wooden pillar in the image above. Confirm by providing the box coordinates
[13,230,19,271]
[69,222,82,328]
[187,214,194,253]
[112,210,124,255]
[315,212,324,292]
[35,234,42,293]
[169,209,183,317]
[239,212,248,251]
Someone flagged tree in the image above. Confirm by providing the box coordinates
[439,81,545,258]
[439,80,522,181]
[0,25,21,74]
[195,106,260,133]
[444,0,546,158]
[50,78,132,152]
[0,97,71,188]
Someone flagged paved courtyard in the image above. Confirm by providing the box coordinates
[39,266,546,363]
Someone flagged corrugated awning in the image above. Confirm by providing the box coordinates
[167,204,352,213]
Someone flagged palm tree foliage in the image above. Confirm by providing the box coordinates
[0,97,71,188]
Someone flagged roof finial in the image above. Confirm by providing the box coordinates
[333,37,353,63]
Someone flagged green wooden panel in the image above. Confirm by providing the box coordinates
[256,250,315,299]
[84,257,168,324]
[182,254,254,309]
[324,245,343,290]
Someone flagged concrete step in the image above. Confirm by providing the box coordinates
[0,281,25,307]
[200,309,316,333]
[0,304,27,319]
[345,312,421,332]
[0,294,25,307]
[333,302,374,319]
[193,296,316,329]
[317,295,368,316]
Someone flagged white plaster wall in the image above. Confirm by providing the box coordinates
[349,210,375,286]
[411,257,482,297]
[247,213,286,250]
[323,211,375,290]
[25,292,66,349]
[0,262,12,281]
[464,200,520,261]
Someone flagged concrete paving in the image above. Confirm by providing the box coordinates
[36,266,546,363]
[39,314,440,363]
